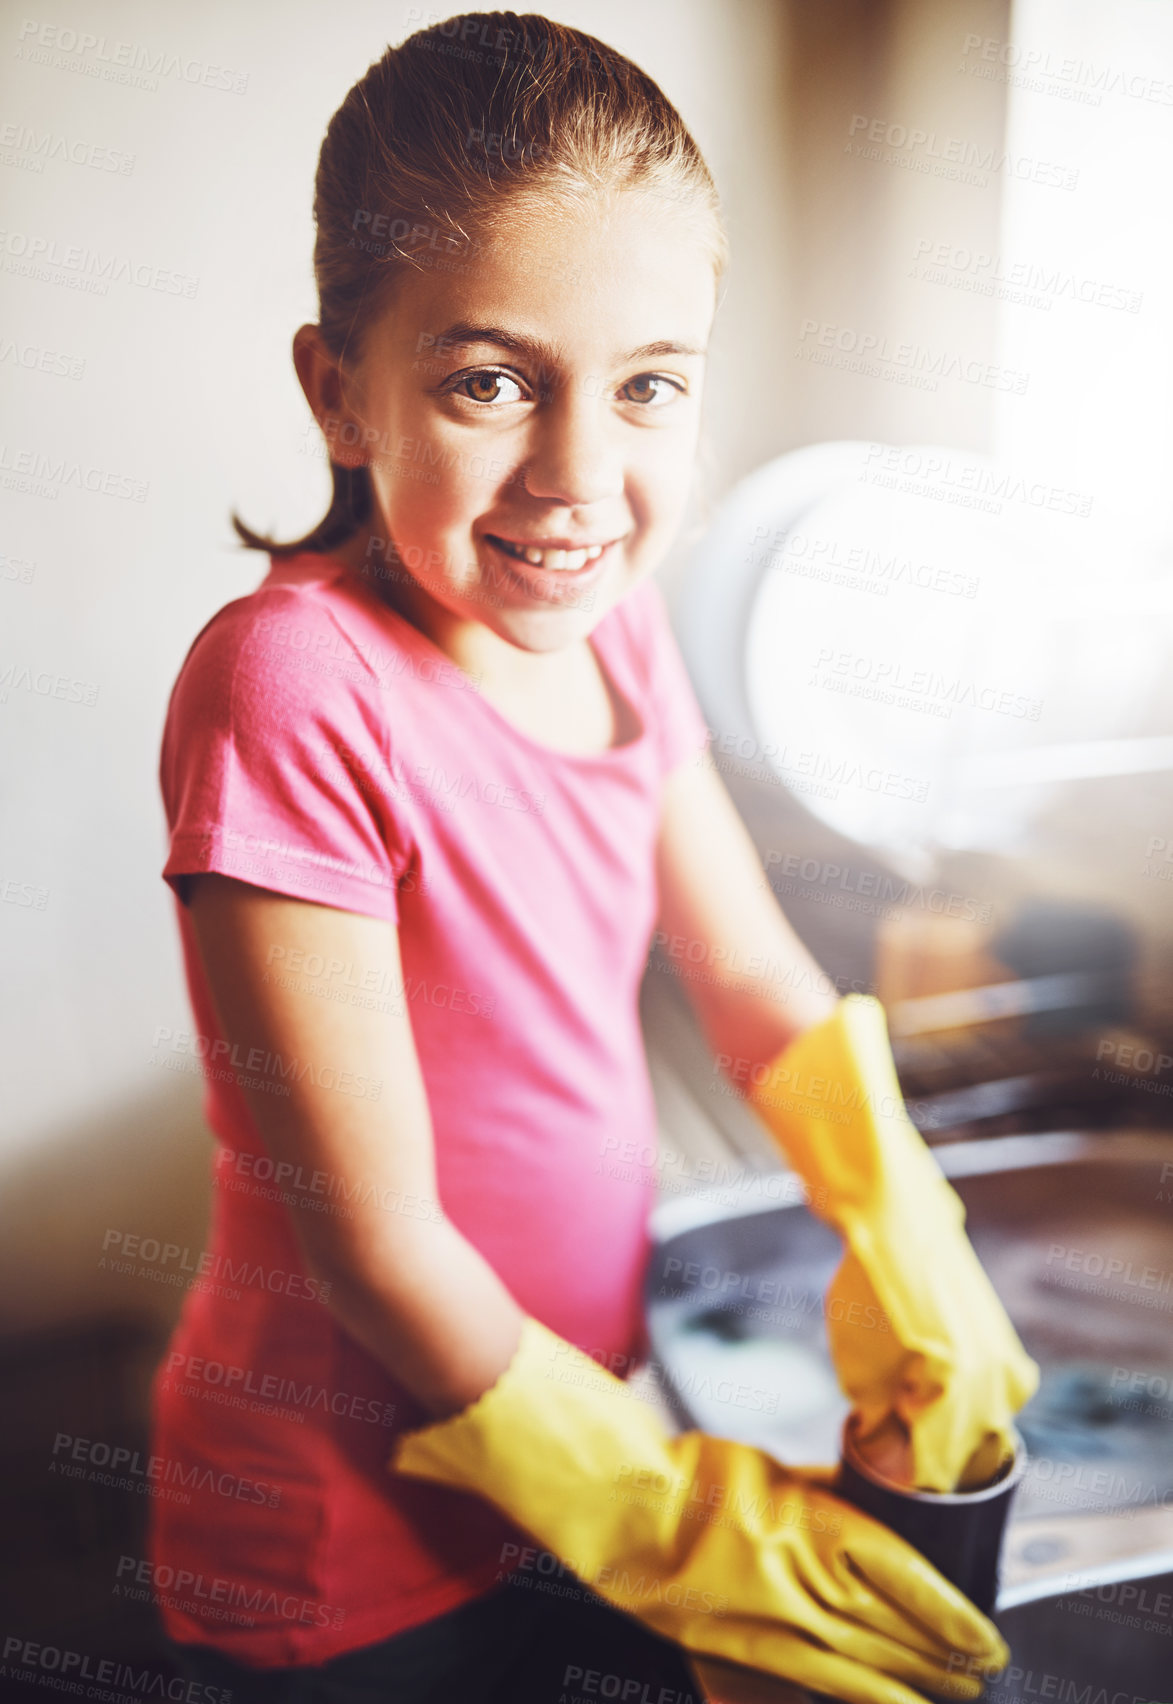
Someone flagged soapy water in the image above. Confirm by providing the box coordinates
[1013,1358,1173,1519]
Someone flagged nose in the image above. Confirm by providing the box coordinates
[520,384,625,507]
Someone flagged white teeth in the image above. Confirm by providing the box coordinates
[497,539,608,571]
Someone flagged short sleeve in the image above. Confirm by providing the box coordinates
[159,589,411,921]
[636,579,712,777]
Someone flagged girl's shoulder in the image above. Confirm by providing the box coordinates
[158,553,415,913]
[169,552,397,697]
[159,552,413,804]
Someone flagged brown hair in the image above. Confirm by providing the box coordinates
[233,10,727,556]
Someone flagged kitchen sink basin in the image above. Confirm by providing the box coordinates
[644,1130,1173,1702]
[993,1561,1173,1702]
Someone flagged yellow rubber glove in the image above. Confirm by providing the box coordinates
[746,993,1039,1492]
[392,1317,1008,1704]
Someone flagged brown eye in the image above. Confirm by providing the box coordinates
[452,370,525,405]
[621,373,680,407]
[466,373,503,402]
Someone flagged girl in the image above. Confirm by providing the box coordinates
[154,14,1033,1703]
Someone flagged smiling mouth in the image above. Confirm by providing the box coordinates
[484,535,621,572]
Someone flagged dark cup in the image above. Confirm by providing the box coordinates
[835,1416,1026,1620]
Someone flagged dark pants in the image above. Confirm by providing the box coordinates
[169,1576,702,1704]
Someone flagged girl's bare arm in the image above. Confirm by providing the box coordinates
[186,871,524,1419]
[654,750,839,1077]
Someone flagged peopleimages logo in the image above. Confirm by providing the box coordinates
[1,1634,234,1699]
[0,443,148,501]
[51,1430,282,1508]
[0,229,197,296]
[845,113,1079,190]
[159,1348,397,1427]
[859,443,1094,518]
[150,1024,383,1100]
[795,318,1031,393]
[99,1226,332,1304]
[14,20,249,94]
[114,1557,346,1630]
[762,852,991,920]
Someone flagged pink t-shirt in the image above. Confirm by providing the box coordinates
[150,551,711,1665]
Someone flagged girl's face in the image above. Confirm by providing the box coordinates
[335,189,718,655]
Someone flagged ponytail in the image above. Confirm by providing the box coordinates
[231,461,373,558]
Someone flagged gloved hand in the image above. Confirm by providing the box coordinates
[392,1316,1008,1704]
[746,993,1039,1491]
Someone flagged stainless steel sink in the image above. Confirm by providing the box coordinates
[993,1556,1173,1702]
[644,1130,1173,1699]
